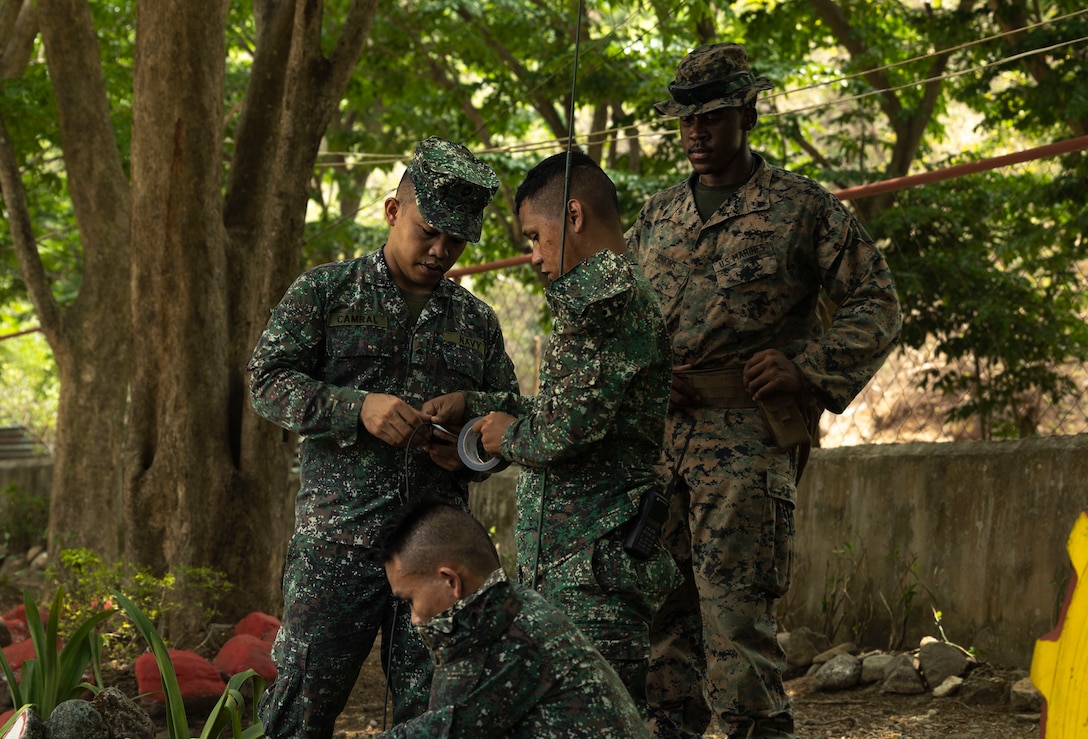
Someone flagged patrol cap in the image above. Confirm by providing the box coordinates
[407,137,500,243]
[655,43,773,118]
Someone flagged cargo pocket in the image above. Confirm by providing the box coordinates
[591,528,629,595]
[753,468,796,598]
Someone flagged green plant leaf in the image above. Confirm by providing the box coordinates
[198,669,265,739]
[2,589,115,719]
[0,641,25,710]
[55,607,115,706]
[111,590,190,739]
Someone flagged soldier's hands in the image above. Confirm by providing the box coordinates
[669,363,702,408]
[422,392,467,426]
[474,412,516,456]
[360,393,429,447]
[424,441,463,472]
[743,349,805,400]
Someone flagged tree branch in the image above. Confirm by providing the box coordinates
[0,0,36,80]
[0,113,61,342]
[452,3,567,139]
[36,0,131,284]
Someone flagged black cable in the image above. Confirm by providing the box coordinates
[382,420,447,728]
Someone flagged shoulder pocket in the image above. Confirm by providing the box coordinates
[440,332,486,387]
[641,251,690,331]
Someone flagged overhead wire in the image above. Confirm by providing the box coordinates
[302,5,1087,245]
[313,5,1088,167]
[763,6,1088,105]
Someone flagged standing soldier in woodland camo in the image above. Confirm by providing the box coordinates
[626,43,902,739]
[247,137,519,739]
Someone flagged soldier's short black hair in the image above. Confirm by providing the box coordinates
[515,150,620,222]
[377,498,501,576]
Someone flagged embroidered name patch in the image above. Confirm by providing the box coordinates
[328,312,388,328]
[443,331,485,357]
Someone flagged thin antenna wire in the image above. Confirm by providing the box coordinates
[557,0,585,281]
[531,0,584,593]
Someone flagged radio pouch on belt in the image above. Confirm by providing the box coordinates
[756,393,814,449]
[623,429,693,560]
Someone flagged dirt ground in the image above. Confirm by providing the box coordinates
[332,646,1042,738]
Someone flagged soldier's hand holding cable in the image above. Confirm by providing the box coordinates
[742,349,805,400]
[420,392,468,471]
[360,393,430,447]
[421,392,467,428]
[425,435,463,471]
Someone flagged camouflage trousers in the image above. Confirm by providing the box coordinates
[529,525,681,712]
[647,408,798,739]
[258,533,431,739]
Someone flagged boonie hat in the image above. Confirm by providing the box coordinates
[407,137,500,243]
[654,43,773,118]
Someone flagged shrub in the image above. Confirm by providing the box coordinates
[0,589,114,733]
[0,482,49,555]
[47,548,231,660]
[114,591,266,739]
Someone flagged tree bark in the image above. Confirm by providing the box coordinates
[0,0,36,79]
[120,0,379,640]
[125,0,235,640]
[34,0,132,562]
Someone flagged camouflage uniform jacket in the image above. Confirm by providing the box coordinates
[378,569,651,738]
[626,157,901,413]
[464,249,671,575]
[248,248,519,545]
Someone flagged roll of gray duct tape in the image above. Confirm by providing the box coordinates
[458,415,502,472]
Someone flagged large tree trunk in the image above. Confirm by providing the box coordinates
[122,0,379,641]
[124,0,235,641]
[33,0,132,561]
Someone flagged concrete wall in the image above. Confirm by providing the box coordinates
[785,435,1088,669]
[468,435,1088,670]
[8,436,1083,669]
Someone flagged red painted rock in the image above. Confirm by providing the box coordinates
[2,636,63,671]
[213,634,277,682]
[1,605,49,644]
[233,612,280,643]
[135,649,226,703]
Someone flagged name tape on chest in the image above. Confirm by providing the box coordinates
[328,311,389,328]
[442,331,485,358]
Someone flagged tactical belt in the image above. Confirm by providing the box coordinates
[676,365,820,454]
[674,365,757,409]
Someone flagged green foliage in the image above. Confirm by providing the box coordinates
[113,591,266,739]
[819,541,873,644]
[0,589,114,733]
[879,548,927,651]
[0,483,49,555]
[0,307,59,449]
[877,156,1088,437]
[48,549,231,660]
